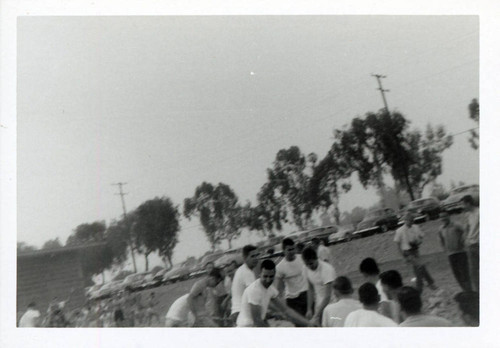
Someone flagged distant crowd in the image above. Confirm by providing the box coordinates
[19,196,479,328]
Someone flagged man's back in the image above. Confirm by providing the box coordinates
[322,299,362,327]
[19,308,40,327]
[344,308,397,327]
[231,264,255,314]
[399,314,452,327]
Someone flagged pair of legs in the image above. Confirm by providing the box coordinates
[467,243,480,292]
[404,249,436,292]
[448,252,472,292]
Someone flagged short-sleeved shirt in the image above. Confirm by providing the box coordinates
[344,309,397,327]
[399,314,452,327]
[304,260,336,311]
[439,222,466,255]
[231,264,256,314]
[165,294,190,321]
[464,208,479,246]
[236,279,279,327]
[189,279,210,316]
[322,298,362,327]
[276,257,308,299]
[19,309,41,327]
[394,224,423,251]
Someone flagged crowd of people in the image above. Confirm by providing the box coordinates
[18,196,480,328]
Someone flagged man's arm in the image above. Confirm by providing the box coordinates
[312,282,332,324]
[250,303,269,327]
[276,276,285,298]
[270,298,313,327]
[187,281,204,316]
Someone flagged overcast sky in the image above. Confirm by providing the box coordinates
[17,16,479,270]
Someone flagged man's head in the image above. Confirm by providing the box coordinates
[358,282,380,309]
[462,195,475,212]
[207,267,224,288]
[224,260,237,279]
[27,302,36,309]
[379,270,403,300]
[404,212,415,227]
[359,258,380,279]
[333,276,354,299]
[282,238,296,261]
[440,211,450,226]
[397,286,422,319]
[260,259,276,288]
[454,291,479,326]
[242,245,259,269]
[302,247,319,271]
[205,261,215,274]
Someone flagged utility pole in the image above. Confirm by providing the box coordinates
[372,74,390,113]
[112,182,137,273]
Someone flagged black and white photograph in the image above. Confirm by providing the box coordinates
[1,1,499,347]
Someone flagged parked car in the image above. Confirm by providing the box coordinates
[441,184,479,213]
[86,284,103,300]
[286,230,309,244]
[327,225,355,245]
[163,265,191,284]
[214,248,244,268]
[403,197,441,222]
[199,251,225,269]
[150,268,168,287]
[306,225,339,243]
[122,272,149,292]
[95,280,123,299]
[355,208,399,237]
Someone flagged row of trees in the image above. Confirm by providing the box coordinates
[20,100,478,280]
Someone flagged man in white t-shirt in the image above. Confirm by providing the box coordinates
[359,257,387,302]
[19,302,41,327]
[322,276,362,327]
[237,259,313,327]
[302,247,336,326]
[276,238,309,316]
[230,245,259,323]
[344,283,397,327]
[394,212,437,293]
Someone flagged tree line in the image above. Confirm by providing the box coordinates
[18,101,478,281]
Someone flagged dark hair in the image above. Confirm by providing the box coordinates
[454,291,479,323]
[302,247,318,261]
[261,259,276,271]
[296,242,306,253]
[333,276,354,295]
[462,195,474,205]
[358,282,380,306]
[28,302,36,308]
[397,286,422,315]
[208,267,223,281]
[242,245,257,258]
[380,270,403,290]
[282,238,295,249]
[359,258,380,276]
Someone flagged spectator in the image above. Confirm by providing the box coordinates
[438,212,472,292]
[394,212,437,292]
[344,283,397,327]
[322,276,362,327]
[397,286,451,327]
[18,302,41,327]
[276,238,309,316]
[302,247,336,326]
[220,261,237,321]
[230,245,259,324]
[454,291,479,327]
[462,195,479,292]
[359,257,387,301]
[378,270,403,323]
[236,259,312,327]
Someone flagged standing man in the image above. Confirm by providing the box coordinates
[462,195,479,292]
[276,238,309,316]
[438,211,472,292]
[302,247,336,326]
[18,302,41,327]
[394,212,437,293]
[378,270,403,323]
[230,245,259,323]
[322,276,362,327]
[236,259,312,327]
